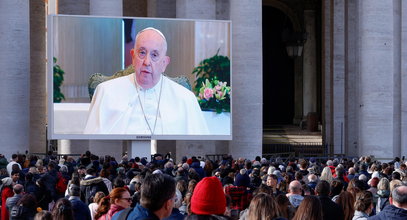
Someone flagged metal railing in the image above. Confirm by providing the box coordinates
[263,142,329,159]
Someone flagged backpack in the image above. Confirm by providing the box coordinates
[10,204,24,218]
[56,172,68,194]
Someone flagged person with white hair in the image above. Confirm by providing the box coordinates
[84,27,209,135]
[1,177,14,220]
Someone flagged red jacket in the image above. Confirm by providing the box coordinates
[1,186,14,220]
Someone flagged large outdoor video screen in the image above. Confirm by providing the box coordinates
[47,15,232,140]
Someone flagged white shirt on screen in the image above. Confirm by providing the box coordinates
[83,73,209,135]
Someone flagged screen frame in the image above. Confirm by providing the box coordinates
[46,14,233,141]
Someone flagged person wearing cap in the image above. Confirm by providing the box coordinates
[186,176,229,219]
[112,173,176,220]
[69,184,92,220]
[1,177,14,220]
[84,27,209,135]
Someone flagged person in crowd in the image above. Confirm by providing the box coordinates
[68,184,91,220]
[246,193,285,220]
[10,193,37,220]
[95,187,132,220]
[292,196,323,220]
[348,168,357,181]
[0,154,8,170]
[368,185,407,220]
[34,210,53,220]
[267,174,283,196]
[225,169,251,212]
[375,178,390,213]
[89,191,106,220]
[6,184,24,211]
[1,177,15,220]
[112,173,176,220]
[84,27,209,135]
[286,180,304,208]
[320,166,334,184]
[7,154,22,176]
[307,174,318,191]
[353,191,373,220]
[347,179,365,199]
[52,198,74,220]
[330,180,344,202]
[40,161,59,202]
[80,168,109,204]
[24,172,39,195]
[186,176,229,219]
[35,177,52,211]
[315,180,344,220]
[336,191,355,220]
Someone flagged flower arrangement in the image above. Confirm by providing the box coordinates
[192,50,231,113]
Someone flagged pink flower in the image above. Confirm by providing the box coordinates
[203,88,214,100]
[215,85,221,91]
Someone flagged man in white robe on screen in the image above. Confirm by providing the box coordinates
[84,27,209,135]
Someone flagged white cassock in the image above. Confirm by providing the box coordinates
[83,73,209,135]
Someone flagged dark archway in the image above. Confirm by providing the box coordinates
[263,6,295,127]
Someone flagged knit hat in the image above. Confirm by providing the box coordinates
[191,176,226,215]
[234,173,250,187]
[369,177,379,187]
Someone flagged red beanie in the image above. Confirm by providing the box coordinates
[191,176,226,215]
[187,158,193,165]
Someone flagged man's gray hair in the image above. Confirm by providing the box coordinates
[392,185,407,205]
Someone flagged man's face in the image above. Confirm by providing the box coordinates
[131,30,170,89]
[12,173,19,182]
[266,176,277,188]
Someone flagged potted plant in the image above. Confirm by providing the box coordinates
[192,50,231,113]
[53,57,65,103]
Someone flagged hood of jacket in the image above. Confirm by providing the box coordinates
[80,176,104,186]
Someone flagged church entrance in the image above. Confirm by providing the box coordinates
[262,6,295,127]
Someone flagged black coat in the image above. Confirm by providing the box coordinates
[80,176,109,204]
[318,196,344,220]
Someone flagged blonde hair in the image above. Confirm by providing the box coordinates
[389,179,402,192]
[377,178,390,191]
[320,167,333,184]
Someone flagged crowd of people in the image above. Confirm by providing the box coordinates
[0,151,406,220]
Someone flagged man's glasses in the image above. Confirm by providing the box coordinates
[121,197,132,202]
[136,48,161,62]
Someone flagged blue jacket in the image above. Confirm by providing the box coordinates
[69,196,91,220]
[368,205,407,220]
[112,203,159,220]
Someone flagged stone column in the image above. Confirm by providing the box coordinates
[229,0,262,159]
[322,0,332,151]
[393,1,402,158]
[0,0,30,158]
[358,1,397,159]
[90,0,122,16]
[303,10,317,117]
[345,0,359,157]
[401,0,407,157]
[58,0,89,15]
[148,0,176,18]
[29,0,47,154]
[123,0,147,17]
[176,0,216,19]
